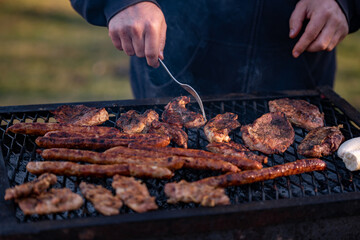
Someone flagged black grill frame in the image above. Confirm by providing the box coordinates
[2,87,360,239]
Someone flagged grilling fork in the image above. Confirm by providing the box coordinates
[159,58,207,121]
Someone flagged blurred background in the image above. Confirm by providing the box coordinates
[1,1,359,109]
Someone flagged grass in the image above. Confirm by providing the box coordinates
[0,0,359,109]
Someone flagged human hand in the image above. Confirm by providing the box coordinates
[289,0,349,58]
[108,2,167,68]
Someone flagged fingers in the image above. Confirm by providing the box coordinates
[306,21,336,52]
[292,14,326,58]
[289,1,307,39]
[144,23,160,68]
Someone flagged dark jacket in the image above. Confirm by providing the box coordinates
[70,0,360,99]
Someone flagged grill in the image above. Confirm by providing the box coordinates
[2,87,360,239]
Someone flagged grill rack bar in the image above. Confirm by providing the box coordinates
[1,87,360,239]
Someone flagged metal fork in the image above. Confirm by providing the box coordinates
[159,59,207,121]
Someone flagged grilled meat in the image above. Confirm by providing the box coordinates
[207,142,268,164]
[35,133,171,149]
[16,188,83,215]
[6,123,121,136]
[26,161,174,179]
[148,120,188,148]
[204,112,241,143]
[241,112,295,155]
[51,105,109,126]
[4,173,57,201]
[41,148,184,170]
[164,180,230,207]
[268,98,324,130]
[105,146,239,172]
[297,125,345,158]
[162,96,206,128]
[129,144,262,170]
[196,159,326,187]
[112,175,158,213]
[116,109,159,134]
[80,182,122,216]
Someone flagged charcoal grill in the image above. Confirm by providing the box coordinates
[2,86,360,239]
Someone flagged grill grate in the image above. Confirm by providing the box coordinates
[1,94,360,224]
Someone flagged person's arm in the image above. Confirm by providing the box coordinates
[336,0,360,33]
[288,0,356,58]
[70,0,166,68]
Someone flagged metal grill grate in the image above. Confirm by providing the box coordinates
[1,93,360,224]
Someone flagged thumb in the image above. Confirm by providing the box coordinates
[158,22,167,60]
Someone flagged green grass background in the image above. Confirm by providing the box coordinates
[1,1,359,109]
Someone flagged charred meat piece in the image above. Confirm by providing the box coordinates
[41,147,238,173]
[297,125,345,158]
[207,142,268,164]
[35,133,171,149]
[162,96,206,128]
[6,123,121,136]
[105,146,239,172]
[164,180,230,207]
[148,120,188,148]
[197,159,326,187]
[27,161,174,179]
[116,109,159,134]
[17,188,83,215]
[51,105,109,126]
[129,144,262,170]
[204,113,241,143]
[112,175,158,213]
[268,98,324,130]
[41,148,184,170]
[80,182,122,216]
[4,173,57,201]
[241,112,295,155]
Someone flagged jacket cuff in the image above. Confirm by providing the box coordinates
[335,0,359,33]
[104,0,160,26]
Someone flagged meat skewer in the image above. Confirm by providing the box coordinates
[196,158,326,187]
[129,144,262,170]
[112,175,158,213]
[116,109,159,134]
[41,147,239,172]
[27,161,174,179]
[4,173,57,201]
[16,188,83,215]
[6,123,123,136]
[41,148,185,170]
[204,112,241,143]
[35,134,171,149]
[79,182,123,216]
[207,142,268,164]
[51,105,109,126]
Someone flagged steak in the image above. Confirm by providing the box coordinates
[80,182,122,216]
[241,112,295,154]
[116,109,159,134]
[297,125,345,157]
[204,112,241,143]
[162,96,206,128]
[268,98,324,130]
[51,105,109,126]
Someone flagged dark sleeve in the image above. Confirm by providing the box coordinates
[70,0,160,27]
[336,0,360,33]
